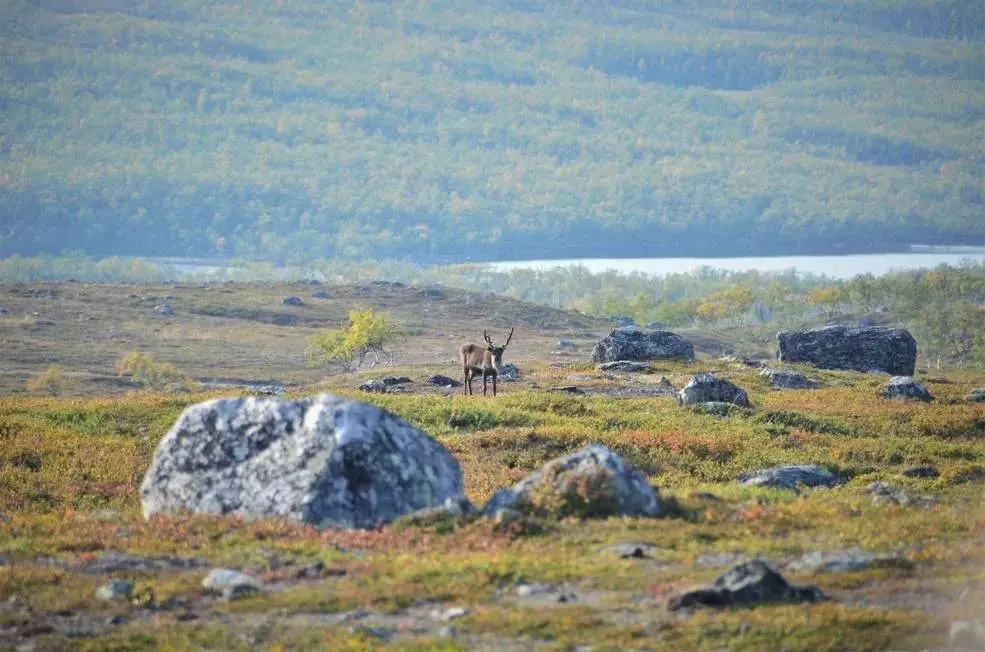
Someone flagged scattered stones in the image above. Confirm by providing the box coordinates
[430,606,468,622]
[140,394,466,529]
[202,569,261,599]
[950,619,985,649]
[152,303,175,316]
[547,386,584,394]
[965,388,985,403]
[424,374,460,388]
[786,548,912,573]
[668,560,826,611]
[483,445,662,519]
[865,480,936,506]
[591,329,694,364]
[600,542,659,559]
[776,325,917,376]
[760,366,820,390]
[678,374,749,407]
[901,465,939,479]
[311,290,330,299]
[358,379,389,393]
[738,465,843,490]
[282,296,305,306]
[596,360,649,373]
[498,363,520,381]
[567,373,615,382]
[879,376,932,402]
[95,579,134,602]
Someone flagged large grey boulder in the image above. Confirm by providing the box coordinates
[483,445,661,519]
[879,376,932,402]
[591,329,693,364]
[776,325,917,376]
[668,560,826,611]
[678,374,749,407]
[140,394,465,529]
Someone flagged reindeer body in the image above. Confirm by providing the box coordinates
[460,328,514,396]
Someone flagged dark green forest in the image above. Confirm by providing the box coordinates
[1,0,984,262]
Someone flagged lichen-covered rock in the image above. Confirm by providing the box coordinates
[282,296,305,306]
[879,376,932,402]
[425,374,460,388]
[202,568,262,599]
[591,329,694,364]
[776,325,917,375]
[358,379,389,393]
[498,363,520,381]
[668,560,826,611]
[966,388,985,403]
[678,374,749,407]
[153,303,175,316]
[140,394,465,529]
[760,366,820,390]
[738,464,843,490]
[483,445,661,519]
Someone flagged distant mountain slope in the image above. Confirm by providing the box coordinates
[1,0,983,260]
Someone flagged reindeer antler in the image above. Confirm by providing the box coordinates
[483,330,493,346]
[503,327,514,348]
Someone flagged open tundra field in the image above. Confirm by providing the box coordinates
[1,282,984,650]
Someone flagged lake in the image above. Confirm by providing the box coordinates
[489,250,985,279]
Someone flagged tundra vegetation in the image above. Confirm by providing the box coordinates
[0,278,983,650]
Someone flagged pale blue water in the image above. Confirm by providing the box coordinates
[490,251,985,279]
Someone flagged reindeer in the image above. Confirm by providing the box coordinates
[460,328,514,396]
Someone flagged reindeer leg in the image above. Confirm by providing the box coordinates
[464,370,471,395]
[492,375,497,397]
[483,372,488,396]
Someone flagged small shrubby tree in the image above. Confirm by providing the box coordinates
[114,351,195,392]
[306,308,402,373]
[26,365,72,396]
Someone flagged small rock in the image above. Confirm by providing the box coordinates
[760,367,820,390]
[738,465,843,490]
[311,290,330,299]
[297,560,325,579]
[879,376,932,402]
[557,592,577,603]
[106,615,128,626]
[358,379,389,393]
[901,465,939,479]
[668,560,826,611]
[679,374,749,407]
[437,626,457,637]
[498,363,520,381]
[600,543,658,559]
[425,374,460,387]
[422,287,444,300]
[380,376,412,386]
[516,583,555,598]
[492,508,521,528]
[596,360,650,373]
[865,480,936,506]
[95,579,134,601]
[282,296,305,306]
[950,619,985,649]
[202,569,262,599]
[431,606,469,622]
[556,339,575,350]
[153,303,175,316]
[786,548,912,573]
[547,386,584,394]
[964,388,985,403]
[0,307,8,316]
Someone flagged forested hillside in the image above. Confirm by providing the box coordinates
[2,0,984,261]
